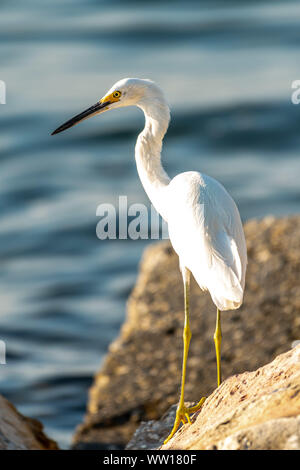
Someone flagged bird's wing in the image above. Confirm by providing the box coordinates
[167,172,247,311]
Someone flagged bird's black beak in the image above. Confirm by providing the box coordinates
[51,100,111,135]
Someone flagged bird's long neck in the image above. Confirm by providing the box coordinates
[135,99,171,220]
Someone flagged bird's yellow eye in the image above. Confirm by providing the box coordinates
[113,91,121,99]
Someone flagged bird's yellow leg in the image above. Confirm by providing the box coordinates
[214,308,222,387]
[164,271,205,444]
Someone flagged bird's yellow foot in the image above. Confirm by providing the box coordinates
[164,397,206,444]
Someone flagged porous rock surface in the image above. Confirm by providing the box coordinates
[127,345,300,450]
[162,345,300,450]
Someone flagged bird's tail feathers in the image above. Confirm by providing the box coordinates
[192,252,244,311]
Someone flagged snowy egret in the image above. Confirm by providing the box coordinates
[52,78,247,443]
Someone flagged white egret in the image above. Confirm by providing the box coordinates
[52,78,247,443]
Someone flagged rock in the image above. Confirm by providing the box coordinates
[73,215,300,449]
[125,406,178,451]
[0,394,58,450]
[160,345,300,450]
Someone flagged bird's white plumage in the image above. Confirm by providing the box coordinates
[167,171,246,310]
[107,79,248,312]
[62,77,247,312]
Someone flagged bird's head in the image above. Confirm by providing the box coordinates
[51,78,165,135]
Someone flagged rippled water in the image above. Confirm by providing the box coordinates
[0,0,300,448]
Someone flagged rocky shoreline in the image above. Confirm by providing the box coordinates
[0,394,58,450]
[72,215,300,450]
[127,345,300,450]
[1,215,300,450]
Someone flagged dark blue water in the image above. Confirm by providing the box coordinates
[0,0,300,448]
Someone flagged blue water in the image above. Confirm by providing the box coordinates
[0,0,300,448]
